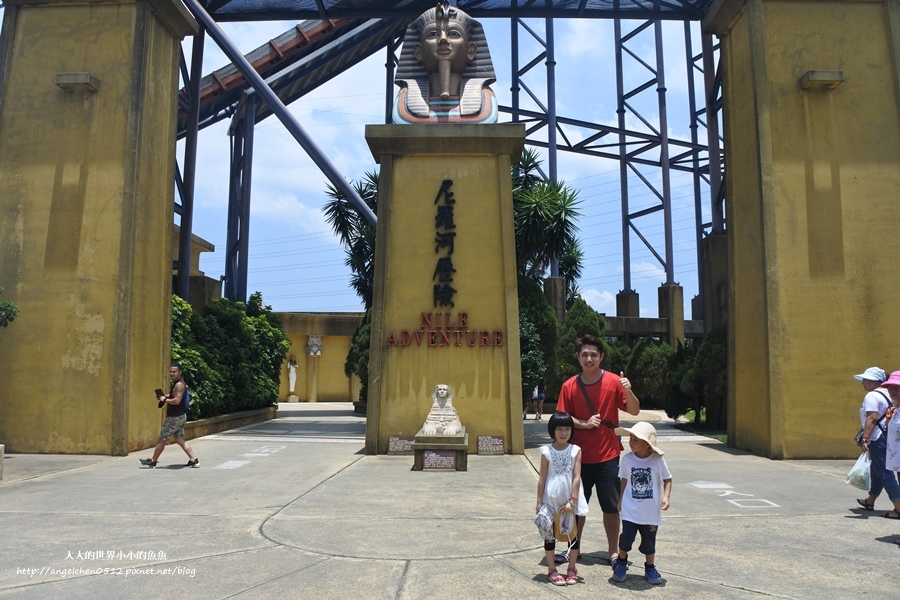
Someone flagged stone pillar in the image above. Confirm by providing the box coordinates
[657,284,684,349]
[0,0,197,453]
[704,0,900,458]
[616,290,639,318]
[307,358,319,403]
[700,232,728,333]
[365,124,526,455]
[543,276,566,323]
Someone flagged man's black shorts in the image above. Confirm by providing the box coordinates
[580,459,620,513]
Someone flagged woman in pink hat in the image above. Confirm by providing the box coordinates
[881,371,900,519]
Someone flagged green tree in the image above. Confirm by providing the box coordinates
[0,283,20,328]
[170,295,225,419]
[628,339,674,409]
[519,314,545,409]
[184,294,289,417]
[345,309,372,403]
[517,274,559,368]
[323,171,378,309]
[665,340,698,422]
[552,296,606,399]
[513,179,583,279]
[603,339,631,377]
[684,325,728,428]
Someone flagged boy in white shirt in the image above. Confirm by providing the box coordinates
[612,422,672,585]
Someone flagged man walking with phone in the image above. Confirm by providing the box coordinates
[140,363,198,468]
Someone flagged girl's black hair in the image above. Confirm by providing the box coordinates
[548,411,574,440]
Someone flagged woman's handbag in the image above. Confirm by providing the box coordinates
[845,452,871,490]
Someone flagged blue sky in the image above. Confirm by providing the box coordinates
[0,6,711,316]
[181,17,711,318]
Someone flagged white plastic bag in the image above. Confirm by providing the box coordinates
[845,452,870,490]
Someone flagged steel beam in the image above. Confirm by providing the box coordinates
[181,0,376,226]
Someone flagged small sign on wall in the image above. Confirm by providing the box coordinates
[477,435,505,455]
[388,436,415,455]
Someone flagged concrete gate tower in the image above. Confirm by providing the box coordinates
[0,0,197,453]
[705,0,900,458]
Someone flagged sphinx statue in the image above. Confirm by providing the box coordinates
[420,383,463,437]
[392,1,498,124]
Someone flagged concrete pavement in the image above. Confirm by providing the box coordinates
[1,402,897,599]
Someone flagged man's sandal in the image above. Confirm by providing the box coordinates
[547,569,566,586]
[883,509,900,519]
[565,567,579,585]
[856,497,875,511]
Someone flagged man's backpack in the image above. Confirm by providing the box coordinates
[183,388,191,414]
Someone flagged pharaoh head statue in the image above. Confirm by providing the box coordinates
[393,2,497,123]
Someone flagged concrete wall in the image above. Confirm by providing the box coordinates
[706,0,900,457]
[0,0,196,453]
[275,312,364,402]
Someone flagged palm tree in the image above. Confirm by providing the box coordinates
[323,171,379,309]
[511,151,583,282]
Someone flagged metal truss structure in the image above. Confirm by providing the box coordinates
[173,0,724,324]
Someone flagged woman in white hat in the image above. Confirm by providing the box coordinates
[854,367,891,511]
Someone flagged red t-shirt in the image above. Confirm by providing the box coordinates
[556,371,627,464]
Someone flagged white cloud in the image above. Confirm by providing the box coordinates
[581,288,616,315]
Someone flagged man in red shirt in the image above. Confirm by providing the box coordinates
[556,335,640,565]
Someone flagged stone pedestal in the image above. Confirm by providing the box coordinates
[412,429,468,471]
[287,395,299,403]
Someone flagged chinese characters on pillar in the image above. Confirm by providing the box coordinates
[433,179,457,308]
[384,178,504,349]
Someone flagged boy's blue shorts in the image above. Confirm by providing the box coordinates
[618,519,658,556]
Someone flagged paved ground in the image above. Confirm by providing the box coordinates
[1,402,897,599]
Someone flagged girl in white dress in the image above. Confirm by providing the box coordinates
[535,411,589,586]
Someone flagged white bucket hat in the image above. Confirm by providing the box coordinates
[854,367,886,383]
[615,421,664,456]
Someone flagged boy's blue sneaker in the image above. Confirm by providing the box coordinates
[645,563,662,585]
[612,557,627,582]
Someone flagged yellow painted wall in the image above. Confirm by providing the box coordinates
[0,0,196,453]
[365,124,526,455]
[275,313,364,402]
[708,0,900,457]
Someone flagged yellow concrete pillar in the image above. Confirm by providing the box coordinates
[307,357,319,403]
[658,284,684,349]
[0,0,197,453]
[700,232,728,332]
[704,0,900,458]
[616,291,639,317]
[364,124,526,455]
